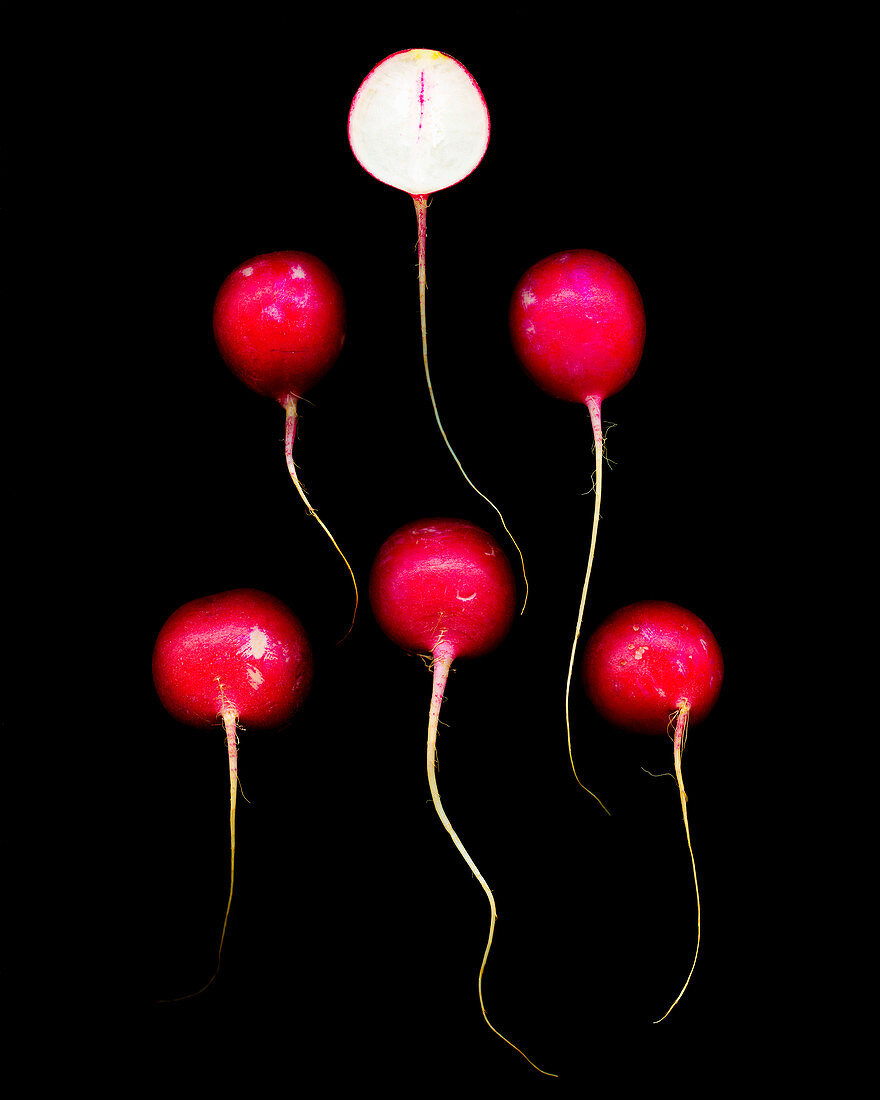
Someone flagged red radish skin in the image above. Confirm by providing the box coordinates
[370,518,515,660]
[349,52,527,605]
[582,601,723,736]
[213,251,357,635]
[152,588,313,998]
[369,518,554,1077]
[582,600,724,1021]
[509,250,645,406]
[509,249,646,804]
[213,251,345,402]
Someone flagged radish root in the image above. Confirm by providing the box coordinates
[654,703,700,1022]
[157,706,239,1003]
[283,394,358,641]
[413,195,529,614]
[217,708,239,968]
[425,650,556,1077]
[564,396,610,813]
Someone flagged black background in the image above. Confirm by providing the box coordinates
[8,15,818,1090]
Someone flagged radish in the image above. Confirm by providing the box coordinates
[369,517,554,1076]
[348,50,527,605]
[213,251,357,635]
[509,249,646,803]
[582,599,724,1021]
[152,587,313,997]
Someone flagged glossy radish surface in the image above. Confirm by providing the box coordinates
[582,601,723,736]
[509,249,646,803]
[349,51,526,602]
[152,588,313,997]
[583,600,723,1020]
[213,251,345,403]
[213,252,357,634]
[369,517,515,660]
[509,249,646,406]
[369,518,553,1076]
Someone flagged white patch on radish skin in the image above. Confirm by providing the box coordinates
[521,288,536,306]
[246,666,264,688]
[241,266,254,276]
[456,590,476,602]
[634,646,647,659]
[263,304,282,322]
[237,626,274,661]
[290,265,307,279]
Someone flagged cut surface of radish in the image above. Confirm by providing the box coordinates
[348,48,490,196]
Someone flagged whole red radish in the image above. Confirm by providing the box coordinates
[152,587,313,997]
[509,249,645,406]
[213,252,357,635]
[370,517,515,661]
[349,52,526,601]
[582,599,724,1021]
[582,600,723,736]
[369,518,553,1077]
[509,249,646,804]
[213,251,345,403]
